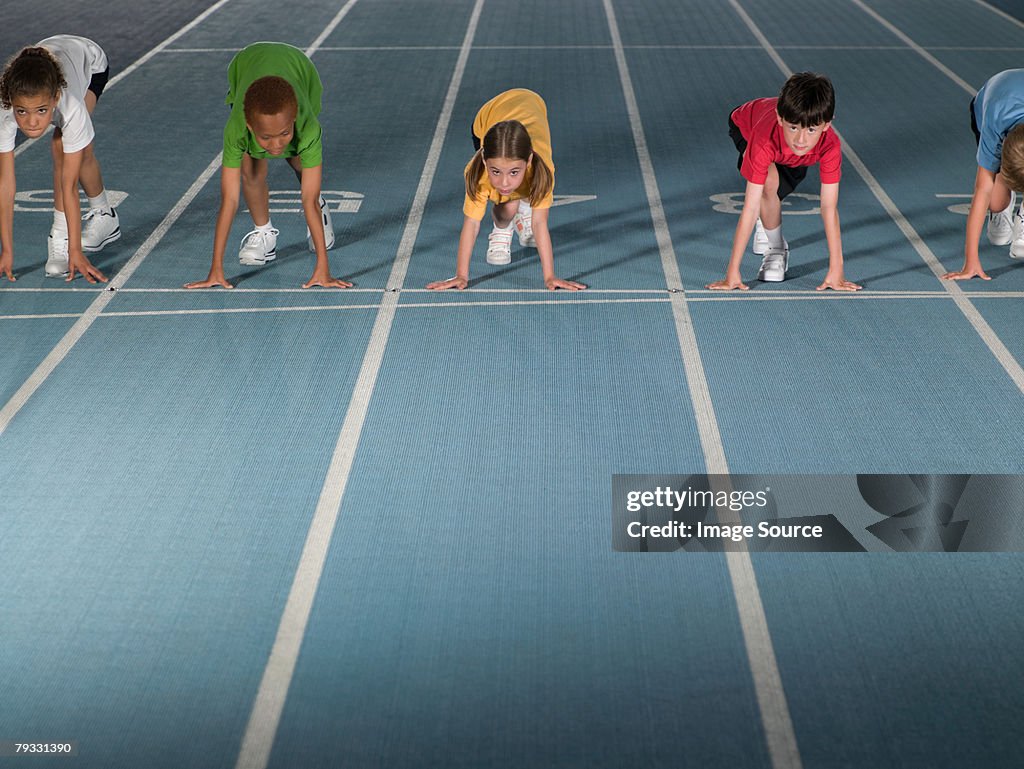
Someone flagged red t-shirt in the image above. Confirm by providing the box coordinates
[731,97,842,185]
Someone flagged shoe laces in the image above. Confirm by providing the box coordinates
[83,207,114,221]
[241,227,279,248]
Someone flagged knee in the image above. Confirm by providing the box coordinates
[241,165,267,187]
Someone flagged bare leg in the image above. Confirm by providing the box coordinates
[240,154,270,226]
[51,129,65,215]
[286,155,303,183]
[77,91,105,199]
[492,198,520,229]
[759,164,783,229]
[991,173,1013,213]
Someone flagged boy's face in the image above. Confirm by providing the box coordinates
[247,109,296,156]
[777,113,831,156]
[11,91,60,138]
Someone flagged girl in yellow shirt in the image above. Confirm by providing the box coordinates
[428,89,584,291]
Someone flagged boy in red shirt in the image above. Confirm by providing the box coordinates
[708,72,860,291]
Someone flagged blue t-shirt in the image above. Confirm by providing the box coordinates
[974,69,1024,172]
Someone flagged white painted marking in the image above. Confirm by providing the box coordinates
[13,288,1024,323]
[234,3,485,769]
[0,155,222,437]
[850,0,976,95]
[153,43,1024,54]
[14,189,129,213]
[606,3,804,768]
[551,194,598,207]
[936,194,972,216]
[972,0,1024,31]
[246,189,363,214]
[710,191,820,216]
[726,0,1024,391]
[11,0,235,162]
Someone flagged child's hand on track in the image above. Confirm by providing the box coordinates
[427,276,468,290]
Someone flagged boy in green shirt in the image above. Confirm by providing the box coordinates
[187,42,350,289]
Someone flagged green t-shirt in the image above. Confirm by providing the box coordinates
[222,42,323,168]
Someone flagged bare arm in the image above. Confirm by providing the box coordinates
[532,206,585,290]
[427,215,480,290]
[299,164,351,289]
[62,148,106,283]
[817,182,860,291]
[944,165,996,281]
[186,165,241,289]
[0,151,14,281]
[707,179,762,290]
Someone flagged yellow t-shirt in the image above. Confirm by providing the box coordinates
[463,89,555,220]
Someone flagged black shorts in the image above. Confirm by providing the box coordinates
[969,96,980,145]
[728,113,807,201]
[88,68,110,101]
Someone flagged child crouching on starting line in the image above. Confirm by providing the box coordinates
[0,35,120,283]
[428,88,585,291]
[186,42,349,290]
[707,72,860,292]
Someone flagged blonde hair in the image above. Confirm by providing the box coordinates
[1000,124,1024,193]
[464,120,553,206]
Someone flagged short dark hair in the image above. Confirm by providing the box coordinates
[243,76,297,123]
[776,72,835,127]
[0,46,66,110]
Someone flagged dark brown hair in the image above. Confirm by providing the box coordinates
[0,47,66,109]
[243,76,297,124]
[465,120,553,206]
[777,72,835,128]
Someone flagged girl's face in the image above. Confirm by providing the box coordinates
[485,154,531,196]
[11,91,59,137]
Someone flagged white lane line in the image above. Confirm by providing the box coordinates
[155,43,1024,54]
[13,0,236,159]
[97,297,670,317]
[0,0,364,437]
[729,0,1024,396]
[13,285,1024,299]
[603,3,803,769]
[0,314,83,320]
[306,0,361,55]
[973,0,1024,30]
[232,2,484,767]
[850,0,976,95]
[0,156,222,437]
[9,288,1024,322]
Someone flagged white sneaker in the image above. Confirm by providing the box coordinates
[757,245,789,282]
[46,235,69,277]
[988,191,1015,246]
[486,225,513,265]
[306,196,335,252]
[752,218,769,255]
[1011,199,1024,259]
[238,227,279,266]
[513,199,535,247]
[81,207,121,252]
